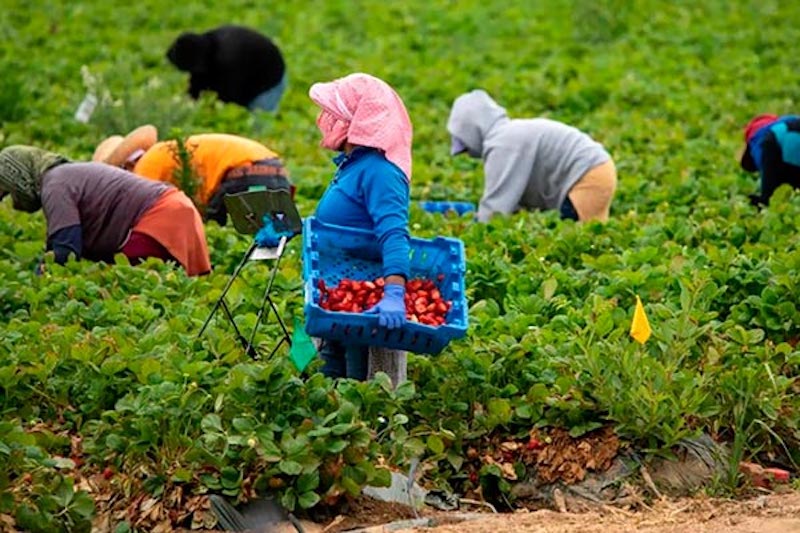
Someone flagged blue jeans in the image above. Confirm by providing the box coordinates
[248,72,288,112]
[319,340,369,380]
[560,196,579,221]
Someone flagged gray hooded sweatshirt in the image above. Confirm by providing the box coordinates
[447,90,611,222]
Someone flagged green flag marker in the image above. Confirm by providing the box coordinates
[289,317,317,372]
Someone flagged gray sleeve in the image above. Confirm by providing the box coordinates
[477,146,531,222]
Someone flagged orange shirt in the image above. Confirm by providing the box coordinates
[133,134,279,205]
[130,189,211,276]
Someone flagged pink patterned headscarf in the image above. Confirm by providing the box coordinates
[309,73,413,180]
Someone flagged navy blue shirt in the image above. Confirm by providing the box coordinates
[315,147,410,279]
[747,115,800,171]
[744,116,800,204]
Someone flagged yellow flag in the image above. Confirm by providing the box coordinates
[630,295,652,344]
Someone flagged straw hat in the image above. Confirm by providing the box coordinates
[92,125,158,167]
[92,135,123,163]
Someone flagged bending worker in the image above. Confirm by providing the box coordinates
[447,89,617,222]
[94,126,294,225]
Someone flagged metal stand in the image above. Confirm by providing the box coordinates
[198,188,302,359]
[198,236,292,359]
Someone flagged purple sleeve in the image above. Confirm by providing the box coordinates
[41,180,81,238]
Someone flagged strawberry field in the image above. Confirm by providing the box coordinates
[2,1,800,531]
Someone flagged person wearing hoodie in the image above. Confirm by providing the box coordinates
[447,90,617,222]
[739,113,800,206]
[166,25,287,112]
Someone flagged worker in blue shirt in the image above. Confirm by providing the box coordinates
[308,73,414,380]
[740,113,800,205]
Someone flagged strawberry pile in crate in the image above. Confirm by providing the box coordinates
[317,276,452,326]
[302,217,468,354]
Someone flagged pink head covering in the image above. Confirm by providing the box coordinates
[309,73,413,180]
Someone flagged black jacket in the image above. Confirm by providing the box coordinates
[168,25,286,108]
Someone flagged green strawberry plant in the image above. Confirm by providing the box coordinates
[1,421,94,532]
[2,0,800,528]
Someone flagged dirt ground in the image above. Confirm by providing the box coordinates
[173,490,800,532]
[396,491,800,533]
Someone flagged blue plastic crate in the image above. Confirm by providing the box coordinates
[418,201,476,216]
[302,217,468,355]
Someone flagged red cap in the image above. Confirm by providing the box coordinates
[744,114,779,142]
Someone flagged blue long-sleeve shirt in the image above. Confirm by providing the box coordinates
[315,147,410,279]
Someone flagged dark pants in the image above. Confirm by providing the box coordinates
[754,130,800,205]
[319,340,369,380]
[206,163,294,226]
[560,196,579,221]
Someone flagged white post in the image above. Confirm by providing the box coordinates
[367,347,407,387]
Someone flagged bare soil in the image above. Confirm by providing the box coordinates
[322,495,419,532]
[396,491,800,533]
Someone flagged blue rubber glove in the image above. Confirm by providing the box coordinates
[366,283,407,329]
[255,216,291,248]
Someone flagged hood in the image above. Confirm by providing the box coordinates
[446,90,508,158]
